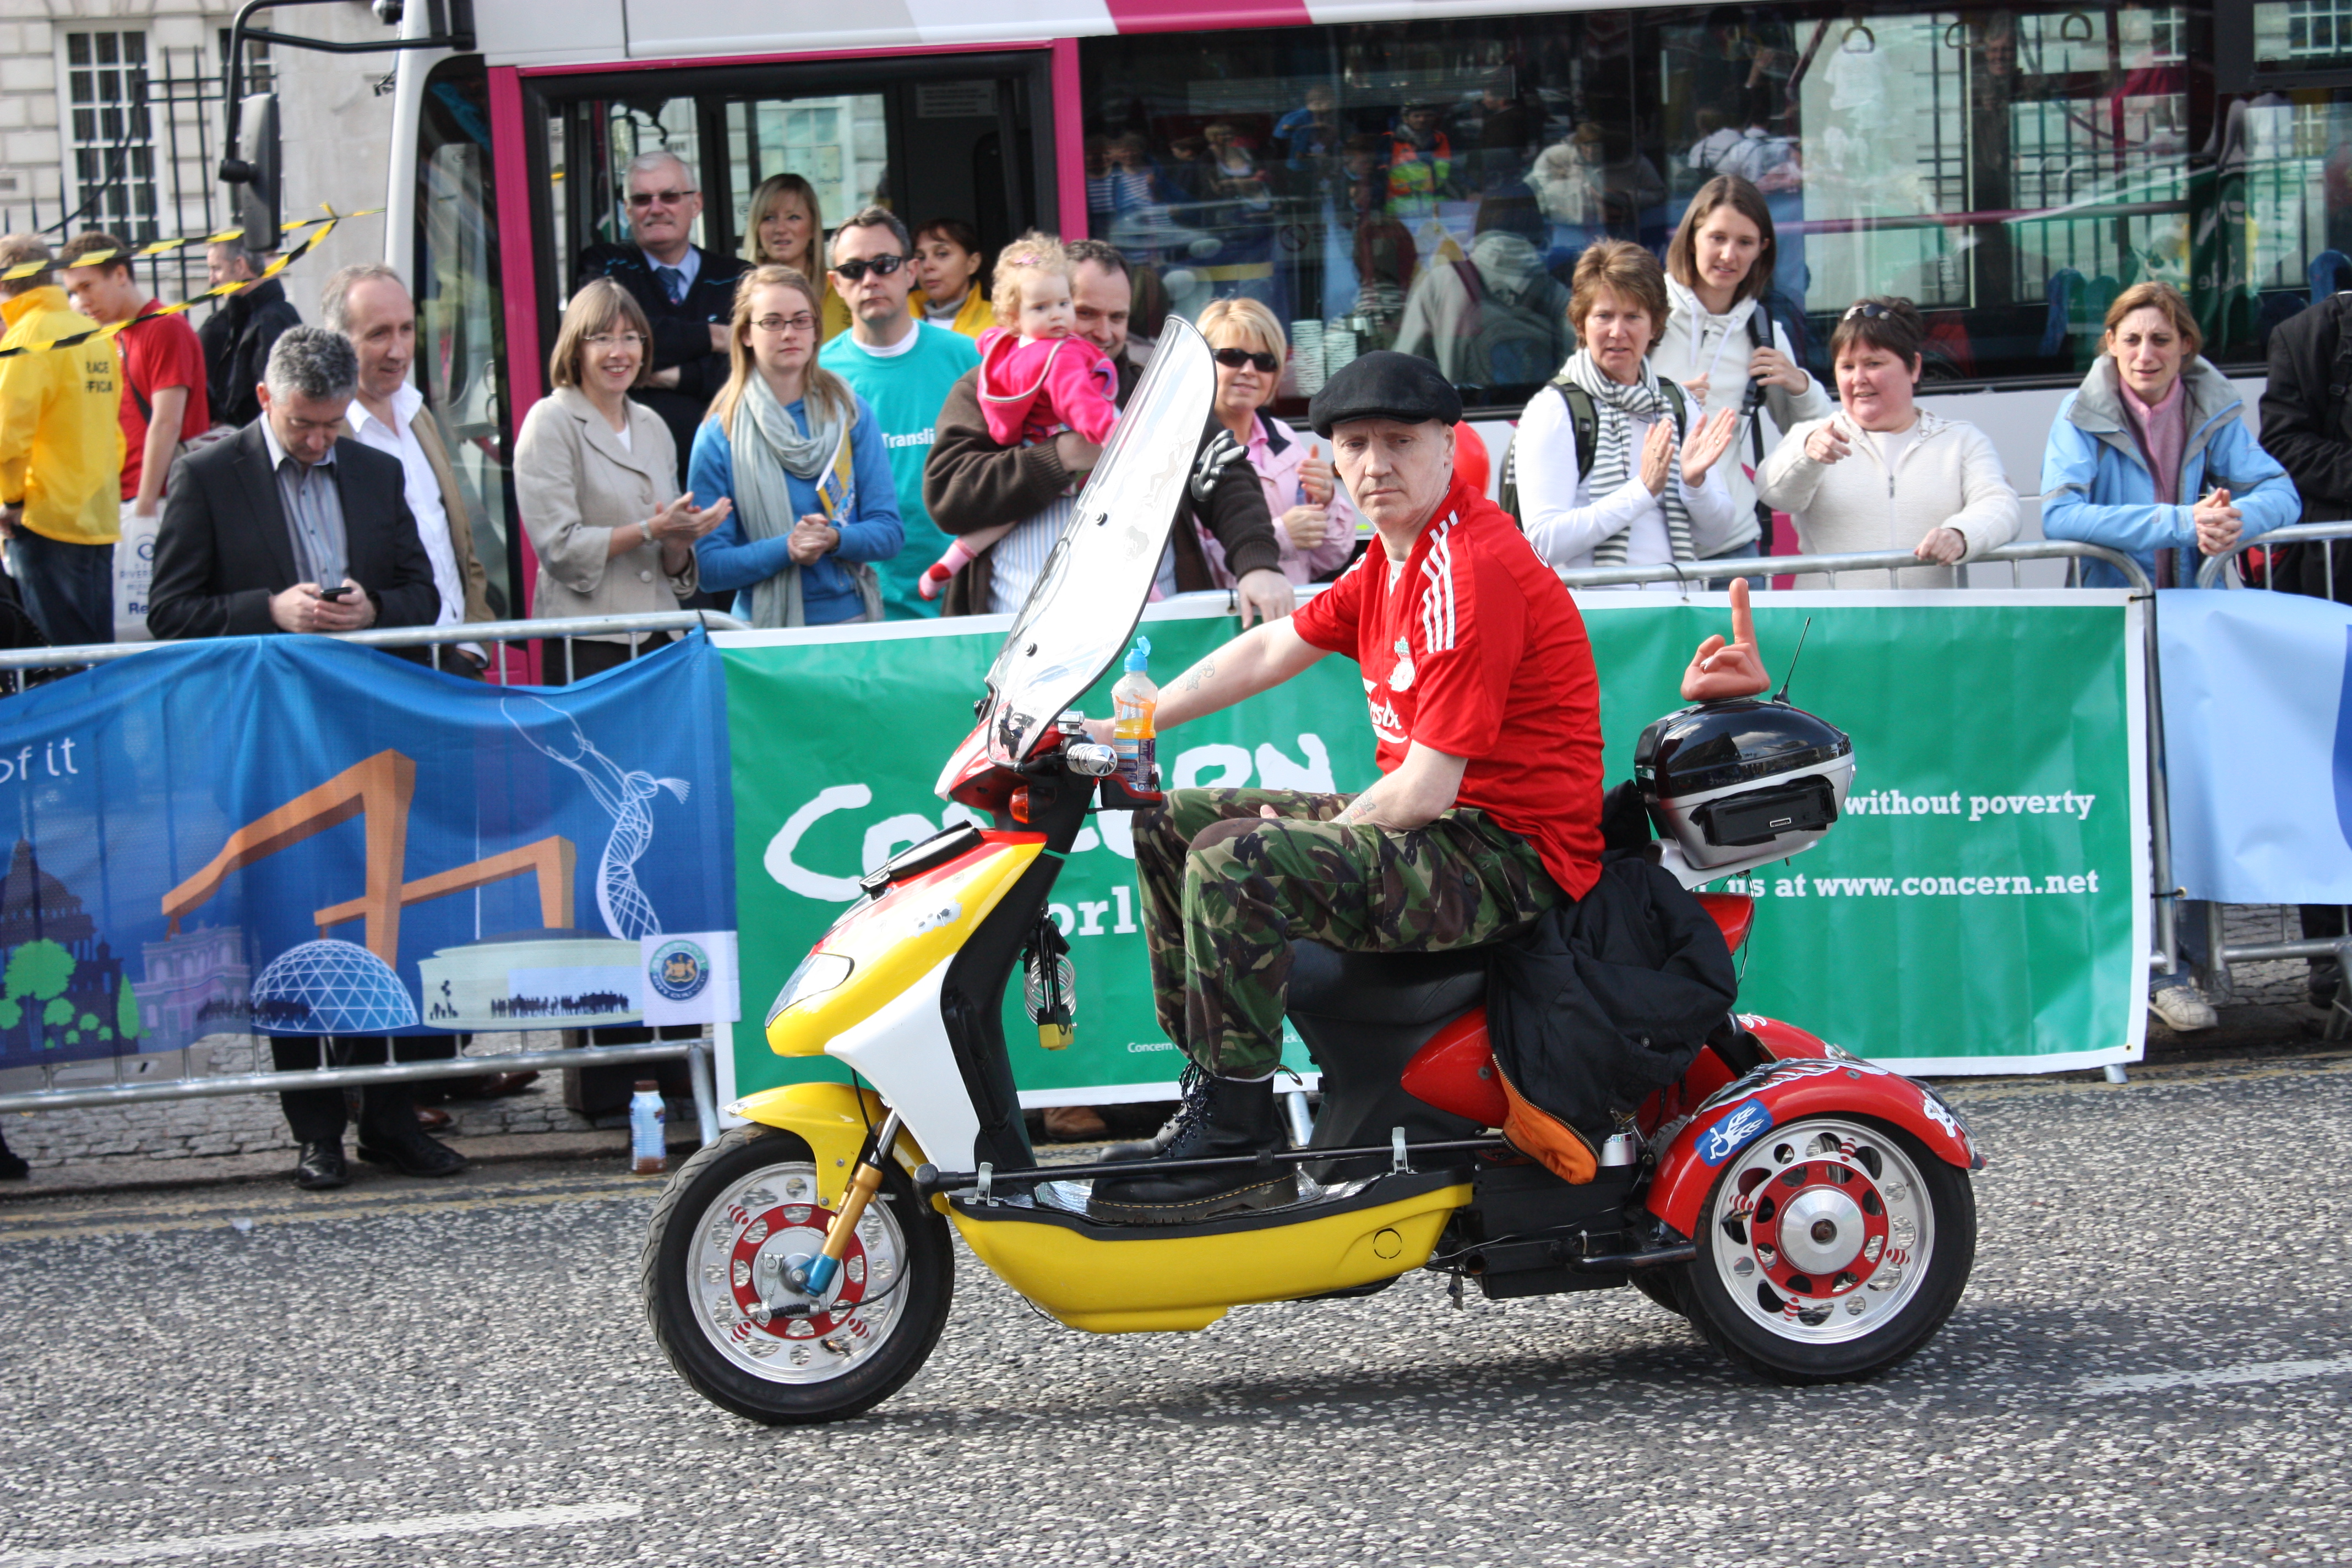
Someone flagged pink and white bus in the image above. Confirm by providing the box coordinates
[378,0,2352,611]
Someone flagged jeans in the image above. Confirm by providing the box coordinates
[1698,538,1767,592]
[2150,900,2212,995]
[5,529,113,647]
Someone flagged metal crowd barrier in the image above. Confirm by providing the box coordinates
[2191,521,2352,1030]
[0,610,750,1148]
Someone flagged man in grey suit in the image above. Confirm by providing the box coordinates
[149,326,464,1190]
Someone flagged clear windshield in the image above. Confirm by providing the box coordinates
[981,317,1216,765]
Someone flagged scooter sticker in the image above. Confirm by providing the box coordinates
[1697,1100,1774,1166]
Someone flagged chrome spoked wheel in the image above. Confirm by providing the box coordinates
[643,1125,952,1424]
[1685,1116,1974,1384]
[685,1159,910,1384]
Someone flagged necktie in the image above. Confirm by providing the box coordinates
[656,265,685,304]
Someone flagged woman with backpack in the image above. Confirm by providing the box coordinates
[1755,297,2018,589]
[1516,239,1741,589]
[1662,175,1832,579]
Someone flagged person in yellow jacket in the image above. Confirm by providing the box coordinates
[0,234,123,646]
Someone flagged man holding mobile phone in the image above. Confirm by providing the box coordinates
[149,327,439,641]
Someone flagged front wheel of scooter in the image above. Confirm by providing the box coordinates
[1683,1115,1974,1385]
[641,1124,953,1424]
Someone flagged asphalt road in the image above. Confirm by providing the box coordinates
[3,1052,2348,1568]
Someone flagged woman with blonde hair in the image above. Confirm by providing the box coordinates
[1194,296,1355,585]
[513,277,729,677]
[2041,278,2299,1035]
[688,265,901,626]
[1515,239,1741,588]
[741,173,851,342]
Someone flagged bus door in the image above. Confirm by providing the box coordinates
[530,52,1055,355]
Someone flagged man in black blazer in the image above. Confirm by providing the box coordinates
[573,149,745,489]
[148,325,465,1191]
[150,327,442,640]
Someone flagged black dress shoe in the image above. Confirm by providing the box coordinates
[0,1136,29,1180]
[1088,1074,1295,1224]
[356,1123,469,1178]
[294,1140,350,1190]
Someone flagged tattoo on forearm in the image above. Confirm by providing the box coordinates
[1181,658,1217,694]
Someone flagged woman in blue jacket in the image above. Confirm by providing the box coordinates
[690,265,902,626]
[2041,280,2297,591]
[2040,279,2299,1033]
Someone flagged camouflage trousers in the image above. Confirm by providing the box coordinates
[1133,787,1564,1078]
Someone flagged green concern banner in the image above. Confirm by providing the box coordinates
[715,589,2147,1107]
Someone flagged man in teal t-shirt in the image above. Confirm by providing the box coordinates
[818,206,981,619]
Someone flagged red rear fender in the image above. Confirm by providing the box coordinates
[1643,1053,1983,1240]
[1398,1006,1507,1128]
[1695,892,1754,952]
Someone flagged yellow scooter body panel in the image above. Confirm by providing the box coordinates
[949,1180,1472,1333]
[725,1082,929,1208]
[765,838,1043,1057]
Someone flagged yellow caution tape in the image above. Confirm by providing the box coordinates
[0,207,378,361]
[0,206,384,284]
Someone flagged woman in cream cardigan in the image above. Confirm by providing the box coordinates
[1757,296,2019,589]
[513,279,731,679]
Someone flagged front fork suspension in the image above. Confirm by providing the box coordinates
[787,1109,901,1301]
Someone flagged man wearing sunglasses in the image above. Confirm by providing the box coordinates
[818,207,980,619]
[924,238,1292,626]
[574,150,747,489]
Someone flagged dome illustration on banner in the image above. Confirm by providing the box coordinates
[251,939,421,1033]
[504,696,689,941]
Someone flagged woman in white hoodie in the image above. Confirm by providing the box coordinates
[1757,297,2020,589]
[1662,175,1832,576]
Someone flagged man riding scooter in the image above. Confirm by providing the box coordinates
[1087,352,1766,1224]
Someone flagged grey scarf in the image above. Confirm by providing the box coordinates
[1563,350,1695,567]
[727,372,879,628]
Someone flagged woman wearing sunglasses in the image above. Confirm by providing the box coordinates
[741,174,852,344]
[689,266,903,627]
[1194,297,1357,587]
[1755,296,2018,589]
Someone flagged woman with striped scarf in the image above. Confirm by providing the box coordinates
[1517,239,1741,590]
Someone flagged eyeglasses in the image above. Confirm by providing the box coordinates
[628,188,697,209]
[1213,346,1281,373]
[584,332,647,350]
[830,254,905,282]
[752,313,819,335]
[1842,302,1898,321]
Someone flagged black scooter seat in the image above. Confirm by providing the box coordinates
[1286,940,1490,1027]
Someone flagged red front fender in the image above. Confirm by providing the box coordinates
[1643,1053,1983,1241]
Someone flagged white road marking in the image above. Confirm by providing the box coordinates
[2077,1355,2352,1396]
[0,1501,640,1566]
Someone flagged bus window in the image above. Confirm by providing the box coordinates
[413,55,515,619]
[1080,5,2211,415]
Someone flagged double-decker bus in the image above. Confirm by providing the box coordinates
[376,0,2352,611]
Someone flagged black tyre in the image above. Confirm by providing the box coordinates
[641,1124,952,1424]
[1630,1269,1687,1317]
[1683,1115,1974,1384]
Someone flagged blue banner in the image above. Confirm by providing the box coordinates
[0,635,734,1070]
[2159,589,2352,905]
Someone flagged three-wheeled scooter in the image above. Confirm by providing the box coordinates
[641,320,1984,1424]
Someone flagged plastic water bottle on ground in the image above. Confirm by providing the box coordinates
[629,1079,667,1175]
[1112,638,1158,792]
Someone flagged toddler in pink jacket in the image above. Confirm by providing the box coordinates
[921,235,1123,599]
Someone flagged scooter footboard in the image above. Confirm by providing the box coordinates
[948,1172,1471,1333]
[726,1082,930,1207]
[1644,1058,1982,1242]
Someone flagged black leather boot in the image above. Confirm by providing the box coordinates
[1099,1064,1205,1163]
[1087,1074,1295,1224]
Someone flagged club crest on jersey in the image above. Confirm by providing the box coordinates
[1389,636,1415,692]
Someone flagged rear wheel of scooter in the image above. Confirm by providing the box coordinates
[1684,1115,1973,1384]
[641,1124,952,1424]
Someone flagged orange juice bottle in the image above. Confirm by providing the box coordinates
[1111,638,1158,792]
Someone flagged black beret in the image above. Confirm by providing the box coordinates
[1308,351,1463,438]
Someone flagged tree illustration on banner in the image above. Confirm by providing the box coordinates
[2,938,75,1050]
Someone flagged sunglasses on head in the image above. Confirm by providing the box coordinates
[831,254,905,282]
[1842,302,1898,321]
[1214,346,1281,373]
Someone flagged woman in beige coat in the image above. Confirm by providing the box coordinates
[1758,297,2019,590]
[514,279,730,680]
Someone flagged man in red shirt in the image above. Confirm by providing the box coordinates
[1090,351,1767,1224]
[61,231,210,524]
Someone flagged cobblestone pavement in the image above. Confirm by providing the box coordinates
[1,1052,2347,1567]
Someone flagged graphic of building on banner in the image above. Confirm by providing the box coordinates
[0,635,736,1070]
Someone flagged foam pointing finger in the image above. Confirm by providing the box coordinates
[1728,576,1756,651]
